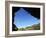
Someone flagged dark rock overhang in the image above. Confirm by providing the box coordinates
[12,7,40,19]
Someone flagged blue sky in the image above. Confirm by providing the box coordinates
[14,8,40,28]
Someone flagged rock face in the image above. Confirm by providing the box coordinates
[32,23,40,30]
[12,24,18,31]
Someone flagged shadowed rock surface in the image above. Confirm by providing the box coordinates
[12,24,18,31]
